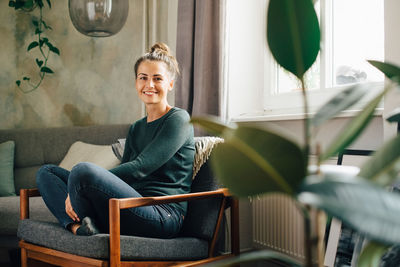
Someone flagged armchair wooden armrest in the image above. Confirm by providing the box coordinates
[20,188,41,220]
[109,188,239,266]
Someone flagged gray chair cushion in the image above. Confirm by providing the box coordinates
[0,196,57,235]
[18,220,209,260]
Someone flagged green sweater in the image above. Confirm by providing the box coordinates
[109,107,195,215]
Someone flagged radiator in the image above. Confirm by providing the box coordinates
[252,193,308,263]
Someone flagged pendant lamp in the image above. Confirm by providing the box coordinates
[68,0,129,37]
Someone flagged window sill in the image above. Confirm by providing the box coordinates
[231,107,384,122]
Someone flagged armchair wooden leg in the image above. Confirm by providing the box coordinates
[230,198,240,255]
[21,247,28,267]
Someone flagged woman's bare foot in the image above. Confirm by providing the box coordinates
[70,223,81,235]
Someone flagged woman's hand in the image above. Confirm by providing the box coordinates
[65,194,80,222]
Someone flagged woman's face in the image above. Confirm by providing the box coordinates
[135,60,173,107]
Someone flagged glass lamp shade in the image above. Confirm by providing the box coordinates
[68,0,129,37]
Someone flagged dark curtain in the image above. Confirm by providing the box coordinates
[175,0,223,119]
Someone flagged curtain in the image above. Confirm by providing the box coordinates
[175,0,224,120]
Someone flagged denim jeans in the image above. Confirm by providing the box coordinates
[36,162,183,238]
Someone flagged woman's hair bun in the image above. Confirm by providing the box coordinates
[134,42,180,79]
[150,42,170,55]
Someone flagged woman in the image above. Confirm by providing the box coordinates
[37,43,195,238]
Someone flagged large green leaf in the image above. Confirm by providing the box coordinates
[320,88,388,162]
[368,60,400,82]
[191,116,235,136]
[267,0,320,79]
[359,134,400,186]
[298,174,400,244]
[210,126,306,197]
[358,241,390,267]
[312,84,372,127]
[204,250,301,267]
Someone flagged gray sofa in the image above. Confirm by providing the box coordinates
[0,124,130,265]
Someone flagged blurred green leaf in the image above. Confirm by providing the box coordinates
[40,67,53,73]
[386,107,400,123]
[369,60,400,82]
[191,116,235,136]
[46,0,51,8]
[267,0,320,79]
[299,174,400,244]
[27,41,39,51]
[32,19,39,27]
[9,1,15,8]
[204,250,301,267]
[359,135,400,186]
[16,80,21,87]
[210,126,305,196]
[23,77,30,81]
[358,241,390,267]
[312,84,372,127]
[320,88,388,162]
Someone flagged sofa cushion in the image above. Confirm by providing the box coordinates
[0,196,57,235]
[59,141,120,171]
[0,141,16,196]
[18,219,208,260]
[180,162,223,241]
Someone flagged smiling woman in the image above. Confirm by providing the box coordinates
[36,42,195,239]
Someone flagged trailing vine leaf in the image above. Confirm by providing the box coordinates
[359,134,400,186]
[16,80,21,86]
[41,67,54,74]
[23,77,30,81]
[27,41,39,51]
[312,84,373,127]
[46,0,51,8]
[209,125,306,196]
[35,59,43,67]
[319,86,391,162]
[299,174,400,244]
[267,0,320,79]
[358,241,390,267]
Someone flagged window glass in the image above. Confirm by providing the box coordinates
[276,0,383,94]
[332,0,384,86]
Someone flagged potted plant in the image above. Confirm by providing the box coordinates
[192,0,400,266]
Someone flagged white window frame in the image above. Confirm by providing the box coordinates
[225,0,384,122]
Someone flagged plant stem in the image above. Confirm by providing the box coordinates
[301,78,310,167]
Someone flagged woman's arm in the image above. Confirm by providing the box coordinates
[110,111,192,182]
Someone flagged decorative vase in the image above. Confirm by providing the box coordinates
[68,0,129,37]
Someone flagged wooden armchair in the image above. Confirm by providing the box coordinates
[18,162,239,267]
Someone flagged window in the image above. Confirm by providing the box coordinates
[225,0,384,121]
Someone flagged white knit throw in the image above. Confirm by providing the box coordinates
[192,136,224,179]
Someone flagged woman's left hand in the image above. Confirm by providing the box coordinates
[65,194,80,222]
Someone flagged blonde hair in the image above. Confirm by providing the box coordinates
[134,42,180,80]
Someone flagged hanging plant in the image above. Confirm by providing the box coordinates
[9,0,60,94]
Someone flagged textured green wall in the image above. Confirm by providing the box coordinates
[0,0,176,129]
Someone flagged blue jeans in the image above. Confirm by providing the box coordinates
[36,162,183,238]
